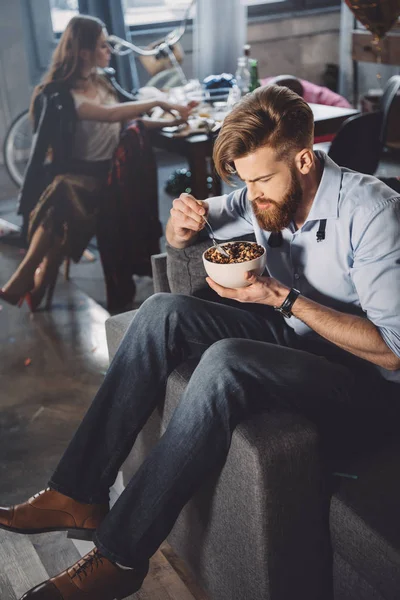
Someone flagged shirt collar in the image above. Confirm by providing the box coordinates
[305,151,342,222]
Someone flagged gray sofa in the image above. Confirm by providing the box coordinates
[105,238,400,600]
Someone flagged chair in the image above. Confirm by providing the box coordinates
[380,75,400,148]
[63,249,96,282]
[314,111,383,175]
[105,242,400,600]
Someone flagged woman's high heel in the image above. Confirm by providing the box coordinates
[25,292,34,312]
[0,288,31,308]
[29,254,63,312]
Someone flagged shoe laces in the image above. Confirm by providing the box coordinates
[71,549,104,582]
[31,488,50,500]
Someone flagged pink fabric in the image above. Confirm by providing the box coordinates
[261,77,352,108]
[300,80,351,108]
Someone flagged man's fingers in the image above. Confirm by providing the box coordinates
[179,194,209,218]
[180,193,206,214]
[172,195,206,223]
[245,271,257,281]
[170,207,205,231]
[206,278,237,298]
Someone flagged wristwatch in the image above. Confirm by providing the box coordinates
[274,288,300,318]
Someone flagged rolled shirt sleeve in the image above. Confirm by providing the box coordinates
[206,188,254,240]
[350,198,400,358]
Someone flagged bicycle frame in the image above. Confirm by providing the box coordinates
[107,0,196,86]
[108,35,188,85]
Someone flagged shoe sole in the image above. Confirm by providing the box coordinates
[0,522,95,541]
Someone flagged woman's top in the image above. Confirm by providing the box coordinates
[71,84,121,161]
[18,70,135,220]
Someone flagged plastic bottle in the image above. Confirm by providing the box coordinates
[235,56,251,96]
[249,58,261,93]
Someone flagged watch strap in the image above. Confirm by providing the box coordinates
[274,288,300,318]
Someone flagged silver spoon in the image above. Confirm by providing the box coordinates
[202,215,230,258]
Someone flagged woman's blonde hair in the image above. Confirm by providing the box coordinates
[30,14,109,118]
[213,85,314,182]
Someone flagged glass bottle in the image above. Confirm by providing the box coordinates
[235,56,251,97]
[249,58,261,93]
[243,44,251,70]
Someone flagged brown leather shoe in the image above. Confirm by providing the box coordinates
[0,488,108,539]
[20,548,148,599]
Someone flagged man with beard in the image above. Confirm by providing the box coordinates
[2,85,400,600]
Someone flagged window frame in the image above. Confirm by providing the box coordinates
[124,0,341,32]
[246,0,297,19]
[247,0,340,18]
[49,0,342,38]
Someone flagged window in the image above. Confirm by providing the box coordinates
[122,0,194,28]
[245,0,287,5]
[122,0,341,30]
[246,0,340,18]
[50,0,79,34]
[49,0,340,34]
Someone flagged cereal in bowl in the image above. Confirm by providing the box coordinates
[204,241,265,264]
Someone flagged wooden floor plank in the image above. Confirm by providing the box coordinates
[30,531,81,578]
[0,570,17,600]
[0,530,48,599]
[0,530,206,600]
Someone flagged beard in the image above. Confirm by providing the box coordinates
[251,167,303,232]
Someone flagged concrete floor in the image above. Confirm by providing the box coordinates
[0,150,190,504]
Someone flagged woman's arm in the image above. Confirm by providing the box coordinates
[76,99,193,123]
[141,116,185,130]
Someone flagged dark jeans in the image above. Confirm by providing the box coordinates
[49,293,396,567]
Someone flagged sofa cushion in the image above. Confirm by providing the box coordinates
[330,438,400,599]
[166,237,211,296]
[333,552,385,600]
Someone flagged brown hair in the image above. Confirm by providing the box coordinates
[213,85,314,182]
[29,14,108,119]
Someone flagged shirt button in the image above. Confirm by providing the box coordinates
[294,273,300,280]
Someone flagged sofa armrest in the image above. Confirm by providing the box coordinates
[151,253,170,293]
[105,310,137,362]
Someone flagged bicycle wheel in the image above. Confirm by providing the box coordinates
[3,109,32,188]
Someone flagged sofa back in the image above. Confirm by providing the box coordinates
[166,233,256,297]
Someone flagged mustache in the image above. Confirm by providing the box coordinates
[252,198,277,208]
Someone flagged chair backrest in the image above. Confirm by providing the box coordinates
[327,111,383,175]
[380,75,400,146]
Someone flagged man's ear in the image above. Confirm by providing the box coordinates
[294,148,314,175]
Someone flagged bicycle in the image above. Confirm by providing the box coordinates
[3,0,196,188]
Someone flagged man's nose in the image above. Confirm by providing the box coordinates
[247,182,263,203]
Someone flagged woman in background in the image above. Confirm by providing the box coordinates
[0,14,194,313]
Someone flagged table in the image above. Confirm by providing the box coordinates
[309,103,359,138]
[151,103,360,199]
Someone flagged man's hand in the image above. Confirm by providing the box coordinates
[206,271,290,306]
[208,271,400,371]
[167,193,209,248]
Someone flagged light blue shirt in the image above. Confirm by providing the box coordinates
[207,152,400,383]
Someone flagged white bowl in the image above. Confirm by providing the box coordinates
[202,241,266,289]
